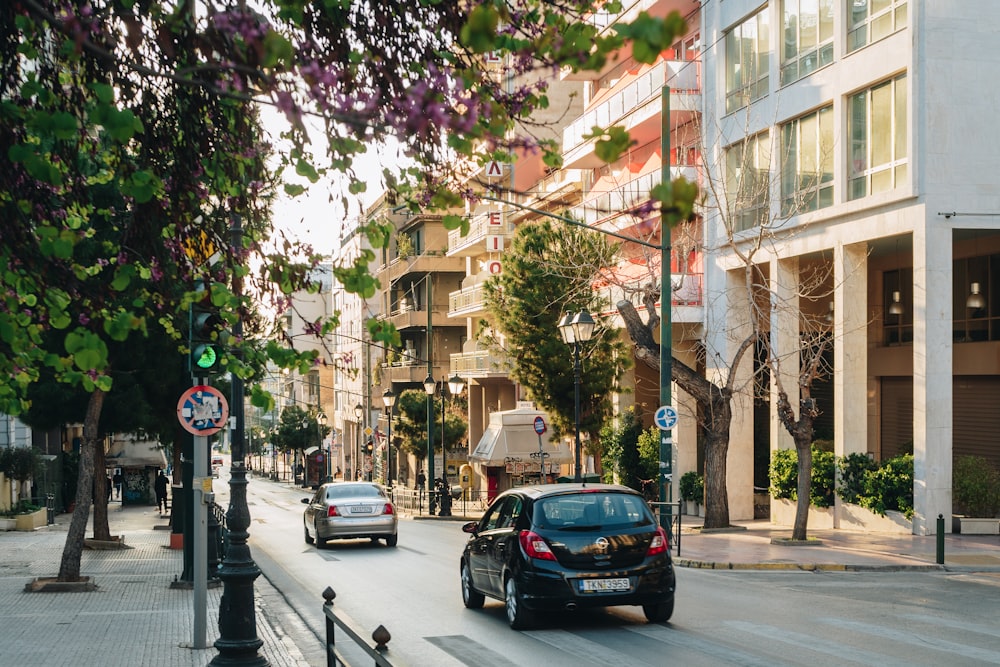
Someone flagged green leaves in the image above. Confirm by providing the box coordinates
[613,11,687,64]
[460,4,500,53]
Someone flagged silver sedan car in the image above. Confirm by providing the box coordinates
[302,482,398,547]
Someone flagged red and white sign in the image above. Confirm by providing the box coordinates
[486,260,502,275]
[485,161,505,178]
[177,385,229,436]
[486,235,504,252]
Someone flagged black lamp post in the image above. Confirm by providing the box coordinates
[382,389,396,488]
[422,373,438,515]
[558,309,595,483]
[438,374,465,517]
[353,403,363,482]
[317,412,328,482]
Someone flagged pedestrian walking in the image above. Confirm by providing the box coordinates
[106,475,113,503]
[112,471,122,500]
[154,470,169,513]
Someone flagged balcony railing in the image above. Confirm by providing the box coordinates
[447,211,516,257]
[598,272,703,311]
[448,283,489,318]
[562,60,700,157]
[450,349,510,377]
[567,165,698,227]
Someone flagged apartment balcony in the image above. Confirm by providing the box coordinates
[447,210,517,258]
[562,0,699,81]
[508,169,584,225]
[563,60,700,170]
[381,360,451,385]
[379,306,460,331]
[450,349,510,379]
[567,165,698,228]
[448,282,490,318]
[378,252,466,284]
[598,272,703,324]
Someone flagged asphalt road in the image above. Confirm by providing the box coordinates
[221,471,1000,667]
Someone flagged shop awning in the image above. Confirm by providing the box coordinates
[106,435,168,468]
[470,408,574,467]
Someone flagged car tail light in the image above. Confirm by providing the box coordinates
[646,526,668,556]
[519,530,556,561]
[382,503,395,515]
[327,505,340,518]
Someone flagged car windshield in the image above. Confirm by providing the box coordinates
[534,493,653,530]
[325,484,384,500]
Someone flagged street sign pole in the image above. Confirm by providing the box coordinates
[193,434,208,650]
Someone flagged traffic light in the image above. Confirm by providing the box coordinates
[188,282,227,377]
[364,438,374,455]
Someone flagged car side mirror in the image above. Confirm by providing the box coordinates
[301,498,310,504]
[462,521,479,535]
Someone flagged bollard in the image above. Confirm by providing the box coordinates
[936,513,945,564]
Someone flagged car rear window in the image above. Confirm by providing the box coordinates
[534,493,653,529]
[325,484,384,500]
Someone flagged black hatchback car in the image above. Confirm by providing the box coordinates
[460,483,675,629]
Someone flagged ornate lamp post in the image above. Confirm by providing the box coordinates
[317,412,328,482]
[438,374,465,517]
[353,403,363,482]
[382,389,396,488]
[558,309,595,483]
[422,373,438,515]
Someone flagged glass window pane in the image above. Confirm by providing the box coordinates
[894,75,907,159]
[819,106,834,184]
[872,13,892,41]
[784,1,799,60]
[872,168,891,193]
[849,92,868,178]
[871,83,892,167]
[801,0,818,52]
[820,0,835,42]
[851,0,869,29]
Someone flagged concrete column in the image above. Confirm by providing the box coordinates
[912,225,953,535]
[833,243,868,459]
[674,342,700,504]
[770,257,799,455]
[726,268,755,520]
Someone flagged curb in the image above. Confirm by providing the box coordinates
[674,558,946,572]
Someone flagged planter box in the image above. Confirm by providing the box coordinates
[15,508,47,531]
[769,497,834,530]
[956,517,1000,535]
[0,517,16,531]
[839,502,912,535]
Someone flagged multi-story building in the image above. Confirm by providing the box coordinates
[700,0,1000,533]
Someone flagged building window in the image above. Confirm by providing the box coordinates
[882,267,912,345]
[780,105,833,215]
[725,9,770,114]
[725,131,771,233]
[954,254,1000,343]
[848,74,907,201]
[781,0,834,85]
[848,0,907,53]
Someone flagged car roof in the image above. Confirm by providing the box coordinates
[497,483,643,501]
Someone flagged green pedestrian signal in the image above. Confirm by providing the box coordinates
[188,281,228,377]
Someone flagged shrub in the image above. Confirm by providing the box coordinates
[953,455,1000,518]
[679,470,703,502]
[857,454,914,520]
[768,445,836,508]
[837,452,878,504]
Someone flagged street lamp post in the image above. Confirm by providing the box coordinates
[423,374,438,515]
[438,374,465,517]
[382,389,396,489]
[558,309,596,483]
[317,412,328,482]
[353,403,363,482]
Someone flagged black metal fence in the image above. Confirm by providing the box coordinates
[323,587,402,667]
[649,501,682,556]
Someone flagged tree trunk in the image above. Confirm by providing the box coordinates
[92,435,112,542]
[702,396,733,529]
[792,441,812,541]
[58,389,105,581]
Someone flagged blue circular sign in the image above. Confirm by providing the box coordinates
[654,405,678,431]
[533,416,546,435]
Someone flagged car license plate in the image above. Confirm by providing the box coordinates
[579,578,630,592]
[349,506,373,513]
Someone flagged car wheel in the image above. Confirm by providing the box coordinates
[461,561,484,609]
[504,576,533,630]
[315,534,327,549]
[303,523,313,545]
[384,534,398,547]
[643,597,674,623]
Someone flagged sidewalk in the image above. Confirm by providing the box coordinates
[0,503,315,667]
[673,515,1000,572]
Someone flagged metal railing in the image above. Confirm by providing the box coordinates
[390,486,488,518]
[649,501,682,556]
[323,587,402,667]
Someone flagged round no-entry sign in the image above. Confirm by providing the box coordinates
[177,385,229,436]
[533,416,546,435]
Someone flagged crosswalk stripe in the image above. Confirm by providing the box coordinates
[721,620,892,666]
[627,623,795,667]
[523,628,655,666]
[822,618,1000,664]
